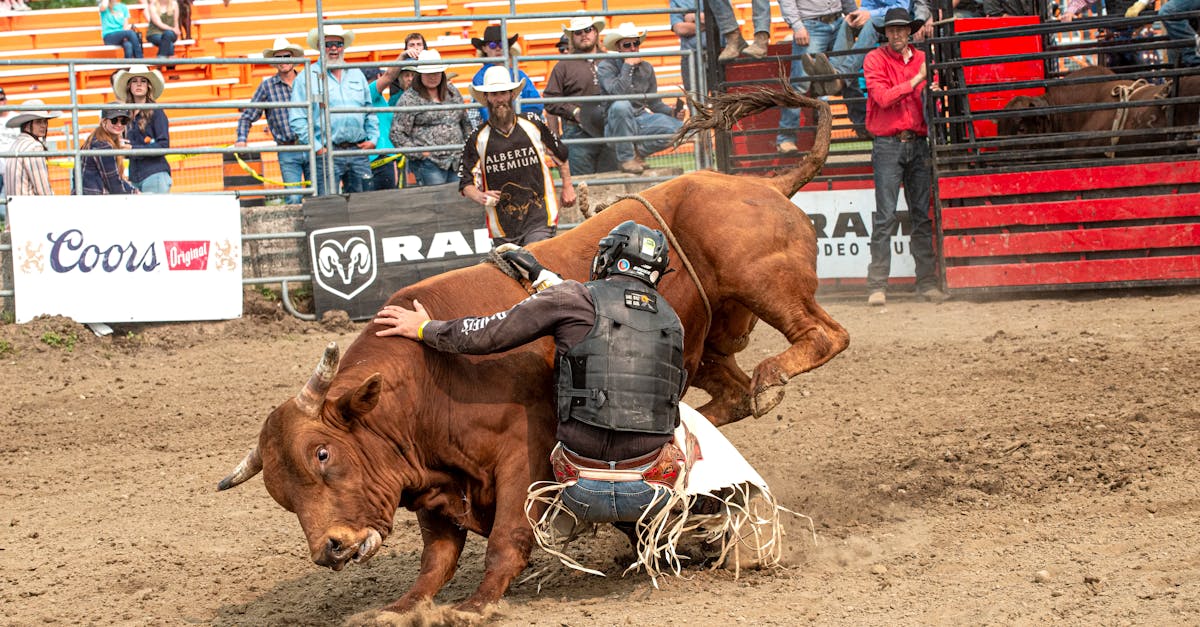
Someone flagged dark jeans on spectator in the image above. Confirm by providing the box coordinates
[563,123,618,174]
[148,31,177,57]
[410,158,459,186]
[371,160,397,191]
[867,135,936,292]
[103,30,144,58]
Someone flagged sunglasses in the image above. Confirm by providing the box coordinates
[274,53,295,59]
[619,40,641,50]
[108,117,130,126]
[485,40,504,50]
[323,40,345,49]
[572,26,595,36]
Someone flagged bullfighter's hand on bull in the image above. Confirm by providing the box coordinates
[373,301,431,339]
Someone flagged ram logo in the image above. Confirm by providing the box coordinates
[310,226,378,301]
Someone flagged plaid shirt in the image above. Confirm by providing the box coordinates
[236,73,297,144]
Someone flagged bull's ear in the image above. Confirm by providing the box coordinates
[336,373,383,423]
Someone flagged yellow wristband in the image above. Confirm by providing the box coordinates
[417,320,429,341]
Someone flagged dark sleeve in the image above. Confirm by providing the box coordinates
[421,282,586,354]
[542,64,576,121]
[597,58,632,95]
[457,125,482,191]
[983,0,1009,15]
[135,110,170,148]
[236,79,268,142]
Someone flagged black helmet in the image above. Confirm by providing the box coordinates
[590,220,670,286]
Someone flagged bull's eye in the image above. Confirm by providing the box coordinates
[317,447,330,463]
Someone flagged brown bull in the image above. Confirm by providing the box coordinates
[997,66,1170,151]
[218,86,849,614]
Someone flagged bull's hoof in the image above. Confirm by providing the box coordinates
[751,384,785,417]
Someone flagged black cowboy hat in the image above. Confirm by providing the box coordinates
[873,8,924,36]
[471,25,519,50]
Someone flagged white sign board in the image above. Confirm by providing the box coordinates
[793,188,916,280]
[8,195,243,324]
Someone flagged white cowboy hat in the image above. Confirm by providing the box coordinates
[414,49,448,74]
[307,25,355,51]
[262,36,304,59]
[468,65,526,103]
[602,22,647,51]
[562,16,605,35]
[113,64,165,101]
[5,99,61,128]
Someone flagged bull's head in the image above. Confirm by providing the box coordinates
[998,95,1053,137]
[219,342,394,572]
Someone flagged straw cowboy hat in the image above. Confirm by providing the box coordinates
[414,49,448,74]
[471,24,519,51]
[562,16,605,36]
[468,65,526,103]
[873,8,924,35]
[5,99,61,128]
[602,22,647,51]
[307,25,355,51]
[113,64,165,101]
[262,36,304,58]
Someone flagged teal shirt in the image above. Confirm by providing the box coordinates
[369,81,403,151]
[99,2,130,36]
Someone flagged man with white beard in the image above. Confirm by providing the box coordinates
[458,66,576,248]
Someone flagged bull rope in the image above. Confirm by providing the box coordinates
[607,193,714,328]
[1107,79,1156,158]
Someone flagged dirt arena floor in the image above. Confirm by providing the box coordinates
[2,286,1198,626]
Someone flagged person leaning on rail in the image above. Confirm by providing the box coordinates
[389,49,472,187]
[4,100,61,198]
[543,16,619,175]
[236,37,306,204]
[114,65,172,194]
[81,106,139,195]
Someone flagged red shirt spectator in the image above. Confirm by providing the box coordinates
[863,43,927,137]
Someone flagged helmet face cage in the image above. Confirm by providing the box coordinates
[590,221,669,286]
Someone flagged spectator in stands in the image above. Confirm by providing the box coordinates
[0,87,19,197]
[290,25,377,195]
[99,0,145,59]
[952,0,985,17]
[459,66,575,247]
[1061,0,1154,71]
[81,106,138,195]
[177,0,193,41]
[863,9,945,306]
[404,32,428,59]
[115,65,172,193]
[471,25,544,121]
[545,16,618,175]
[776,0,856,153]
[598,22,685,175]
[983,0,1039,15]
[145,0,182,60]
[236,37,306,204]
[390,50,472,187]
[4,100,59,197]
[1154,0,1200,67]
[670,0,705,89]
[556,33,571,54]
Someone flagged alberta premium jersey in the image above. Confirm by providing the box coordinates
[458,113,569,241]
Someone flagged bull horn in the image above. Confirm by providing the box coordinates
[217,447,262,491]
[295,342,340,416]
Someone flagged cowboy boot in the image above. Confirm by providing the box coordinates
[718,30,747,62]
[743,31,770,58]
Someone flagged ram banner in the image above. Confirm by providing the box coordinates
[8,195,243,324]
[793,187,916,279]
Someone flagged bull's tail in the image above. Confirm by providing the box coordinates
[674,79,832,198]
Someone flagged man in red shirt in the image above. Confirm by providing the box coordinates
[863,8,947,306]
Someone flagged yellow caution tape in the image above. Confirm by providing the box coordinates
[233,150,308,187]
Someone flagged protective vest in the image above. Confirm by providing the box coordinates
[557,280,686,435]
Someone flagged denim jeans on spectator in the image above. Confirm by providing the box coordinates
[563,123,618,175]
[605,101,683,164]
[828,17,881,127]
[135,171,172,194]
[867,135,935,292]
[1158,0,1200,67]
[277,149,309,204]
[371,161,397,191]
[332,156,372,194]
[561,477,668,524]
[103,30,144,58]
[410,158,459,187]
[704,0,740,36]
[147,30,177,57]
[778,17,841,147]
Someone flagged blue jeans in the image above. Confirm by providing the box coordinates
[605,101,683,164]
[706,0,740,35]
[563,123,618,174]
[828,16,883,127]
[147,30,177,57]
[410,157,459,187]
[1158,0,1200,67]
[277,149,310,204]
[371,160,397,191]
[562,477,667,524]
[103,30,144,58]
[778,17,842,146]
[868,135,936,291]
[327,156,372,195]
[136,171,172,194]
